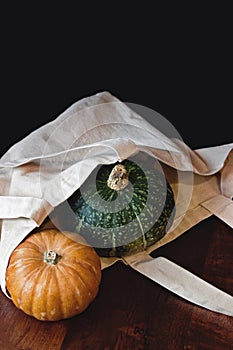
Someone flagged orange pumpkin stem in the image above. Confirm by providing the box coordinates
[44,250,61,265]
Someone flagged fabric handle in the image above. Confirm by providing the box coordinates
[124,254,233,317]
[0,196,53,226]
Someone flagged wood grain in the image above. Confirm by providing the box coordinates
[0,216,232,350]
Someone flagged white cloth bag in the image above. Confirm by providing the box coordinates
[0,91,232,314]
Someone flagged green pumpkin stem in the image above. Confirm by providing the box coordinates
[44,250,61,265]
[107,164,129,191]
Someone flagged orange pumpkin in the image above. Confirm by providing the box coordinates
[6,228,102,321]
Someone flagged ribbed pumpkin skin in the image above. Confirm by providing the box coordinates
[6,229,102,321]
[68,154,176,257]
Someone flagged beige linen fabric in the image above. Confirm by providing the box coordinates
[0,91,232,307]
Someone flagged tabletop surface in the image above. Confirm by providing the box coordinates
[0,216,232,350]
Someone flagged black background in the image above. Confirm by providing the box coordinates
[1,4,232,157]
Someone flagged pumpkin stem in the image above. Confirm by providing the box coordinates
[107,164,129,191]
[44,250,61,265]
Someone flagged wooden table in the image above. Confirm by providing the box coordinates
[0,216,232,350]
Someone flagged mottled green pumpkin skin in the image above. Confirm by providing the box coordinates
[68,154,175,257]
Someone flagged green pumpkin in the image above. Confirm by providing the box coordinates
[68,153,175,257]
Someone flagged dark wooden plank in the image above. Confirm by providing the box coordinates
[0,292,67,350]
[0,217,232,350]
